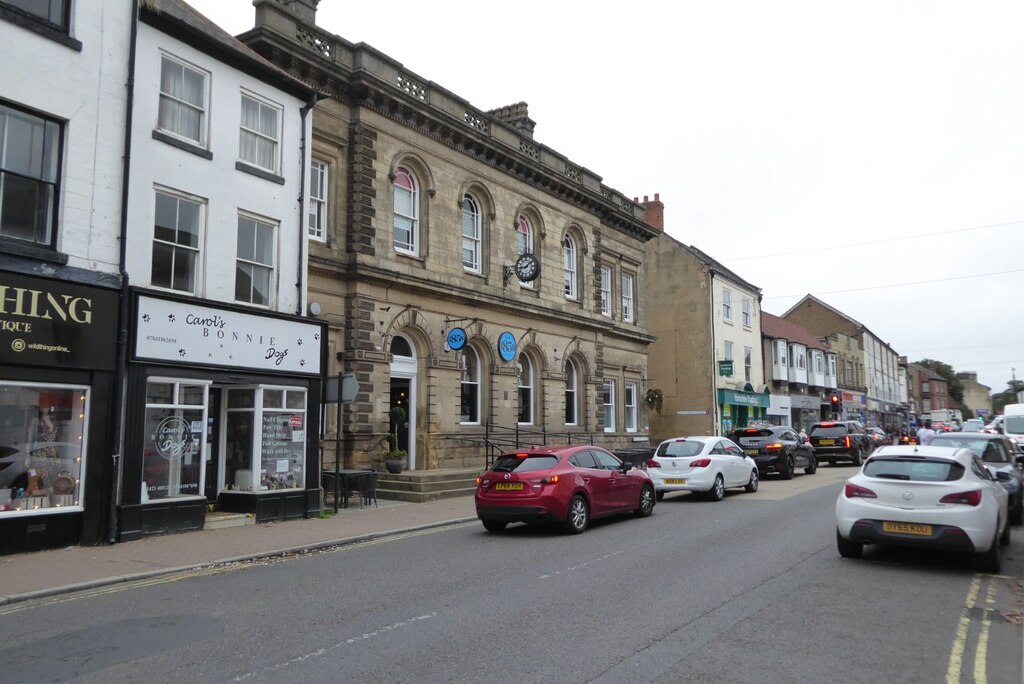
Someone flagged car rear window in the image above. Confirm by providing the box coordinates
[732,429,772,441]
[863,457,964,482]
[810,425,848,438]
[656,440,703,457]
[491,455,558,472]
[929,438,1010,464]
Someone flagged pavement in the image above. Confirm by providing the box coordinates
[0,495,477,606]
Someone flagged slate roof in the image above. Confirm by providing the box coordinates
[760,312,829,351]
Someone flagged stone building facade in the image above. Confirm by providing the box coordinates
[957,372,992,420]
[238,0,659,471]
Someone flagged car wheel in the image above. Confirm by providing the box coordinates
[634,484,655,517]
[563,494,589,534]
[1011,496,1023,526]
[744,468,759,493]
[656,490,666,502]
[780,456,795,480]
[851,450,862,467]
[976,533,1001,573]
[482,520,507,533]
[836,531,863,559]
[708,474,725,501]
[805,454,817,475]
[999,519,1011,546]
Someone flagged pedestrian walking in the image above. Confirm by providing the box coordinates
[916,420,937,446]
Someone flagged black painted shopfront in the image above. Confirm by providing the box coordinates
[118,290,326,541]
[0,271,119,554]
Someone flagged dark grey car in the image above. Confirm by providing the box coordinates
[808,420,875,466]
[730,426,816,479]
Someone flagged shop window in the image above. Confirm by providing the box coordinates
[0,382,88,514]
[0,101,61,247]
[223,386,305,493]
[142,379,208,502]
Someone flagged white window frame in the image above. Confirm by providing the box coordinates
[393,165,419,255]
[621,272,635,323]
[722,288,732,321]
[459,347,480,425]
[143,377,210,503]
[461,194,481,273]
[235,212,277,307]
[624,381,638,433]
[603,380,616,432]
[563,234,578,300]
[744,347,752,382]
[517,354,534,425]
[742,297,751,327]
[152,187,204,295]
[564,359,578,426]
[724,340,733,362]
[308,159,328,241]
[600,264,612,316]
[158,53,208,147]
[238,90,282,173]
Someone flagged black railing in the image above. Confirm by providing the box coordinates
[440,422,609,468]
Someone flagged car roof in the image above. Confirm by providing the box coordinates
[928,433,1002,442]
[870,444,976,465]
[658,435,719,445]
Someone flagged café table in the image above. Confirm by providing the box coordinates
[322,469,374,509]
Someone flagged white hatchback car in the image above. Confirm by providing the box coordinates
[646,436,759,501]
[835,445,1010,572]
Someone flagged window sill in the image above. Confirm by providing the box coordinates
[0,239,68,265]
[0,6,81,50]
[152,130,212,159]
[235,161,285,185]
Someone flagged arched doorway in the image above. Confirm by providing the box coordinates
[389,334,417,470]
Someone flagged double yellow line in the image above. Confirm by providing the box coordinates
[946,574,1008,684]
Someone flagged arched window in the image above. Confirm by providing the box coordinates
[462,194,481,272]
[564,359,578,426]
[517,214,534,288]
[393,165,418,255]
[517,353,533,425]
[563,234,577,300]
[390,335,413,358]
[459,347,480,424]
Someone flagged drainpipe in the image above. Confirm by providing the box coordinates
[708,267,720,436]
[107,0,140,544]
[296,92,327,316]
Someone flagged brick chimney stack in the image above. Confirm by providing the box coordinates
[488,102,537,139]
[638,193,664,231]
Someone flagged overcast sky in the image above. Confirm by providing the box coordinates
[188,0,1024,394]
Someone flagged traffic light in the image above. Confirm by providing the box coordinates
[830,392,841,412]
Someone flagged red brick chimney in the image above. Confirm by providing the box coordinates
[638,193,664,231]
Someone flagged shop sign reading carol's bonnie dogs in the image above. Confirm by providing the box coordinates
[135,295,322,375]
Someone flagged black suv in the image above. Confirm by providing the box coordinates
[808,421,874,466]
[730,426,816,479]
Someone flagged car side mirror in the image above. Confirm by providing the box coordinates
[995,471,1011,482]
[620,462,633,473]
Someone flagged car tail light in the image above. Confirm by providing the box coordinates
[845,436,851,449]
[689,458,711,468]
[820,422,837,427]
[940,490,982,506]
[475,476,485,486]
[742,429,759,434]
[540,475,560,485]
[646,458,662,468]
[765,443,783,452]
[844,482,877,498]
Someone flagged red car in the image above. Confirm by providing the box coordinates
[475,444,656,534]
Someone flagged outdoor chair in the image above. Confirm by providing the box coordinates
[357,469,378,508]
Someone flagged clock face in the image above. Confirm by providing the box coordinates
[514,253,540,282]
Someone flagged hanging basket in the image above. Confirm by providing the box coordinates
[645,388,663,412]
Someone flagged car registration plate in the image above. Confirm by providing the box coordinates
[882,521,932,536]
[494,482,523,491]
[744,449,759,456]
[665,478,687,485]
[818,439,835,446]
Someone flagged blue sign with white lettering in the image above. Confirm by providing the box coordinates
[498,331,517,362]
[446,327,466,351]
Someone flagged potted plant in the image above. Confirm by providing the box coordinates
[384,405,407,474]
[645,387,663,413]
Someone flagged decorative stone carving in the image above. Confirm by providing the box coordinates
[396,74,428,101]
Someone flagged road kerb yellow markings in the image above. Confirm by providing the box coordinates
[947,576,981,684]
[945,573,1012,684]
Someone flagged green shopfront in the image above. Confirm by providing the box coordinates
[718,385,770,434]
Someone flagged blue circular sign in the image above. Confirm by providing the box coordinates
[446,327,466,351]
[498,331,517,362]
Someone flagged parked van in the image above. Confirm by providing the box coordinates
[1003,404,1024,443]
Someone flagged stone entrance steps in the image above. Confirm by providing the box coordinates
[376,467,481,503]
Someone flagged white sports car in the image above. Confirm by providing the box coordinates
[646,436,759,502]
[835,445,1010,572]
